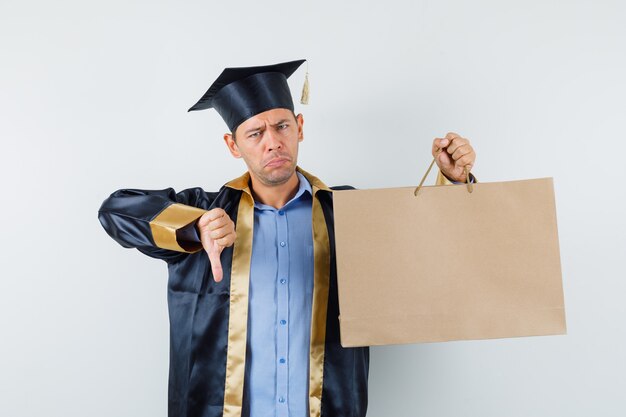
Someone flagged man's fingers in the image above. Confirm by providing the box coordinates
[199,209,235,244]
[208,245,224,282]
[208,223,234,240]
[198,211,220,229]
[198,208,226,227]
[454,154,475,170]
[209,228,227,241]
[451,145,472,161]
[206,210,235,235]
[203,214,228,230]
[434,133,465,155]
[446,137,468,155]
[214,232,236,248]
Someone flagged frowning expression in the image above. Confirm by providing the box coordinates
[223,108,304,186]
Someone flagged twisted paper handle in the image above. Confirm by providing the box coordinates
[414,150,473,196]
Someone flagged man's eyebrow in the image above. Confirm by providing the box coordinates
[243,125,263,135]
[271,119,290,126]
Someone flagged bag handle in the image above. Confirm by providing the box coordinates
[414,149,473,196]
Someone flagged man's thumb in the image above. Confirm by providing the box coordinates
[208,244,224,282]
[437,149,450,166]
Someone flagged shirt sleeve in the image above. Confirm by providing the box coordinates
[97,187,211,263]
[436,170,477,185]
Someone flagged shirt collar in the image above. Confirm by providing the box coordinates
[254,171,312,211]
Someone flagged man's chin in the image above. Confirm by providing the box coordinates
[261,166,296,185]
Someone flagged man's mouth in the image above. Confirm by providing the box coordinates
[265,157,290,168]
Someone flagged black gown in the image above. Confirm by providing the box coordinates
[98,167,370,417]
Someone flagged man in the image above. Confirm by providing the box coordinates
[98,59,476,417]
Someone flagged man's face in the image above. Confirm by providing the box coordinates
[223,108,304,187]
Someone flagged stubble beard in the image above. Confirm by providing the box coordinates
[255,159,297,186]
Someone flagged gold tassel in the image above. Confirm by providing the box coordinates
[300,70,310,105]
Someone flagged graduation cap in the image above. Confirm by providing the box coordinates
[188,59,309,132]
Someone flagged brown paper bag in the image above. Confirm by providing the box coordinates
[333,178,566,347]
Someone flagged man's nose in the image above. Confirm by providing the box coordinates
[264,129,282,151]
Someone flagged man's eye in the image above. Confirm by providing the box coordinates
[278,124,288,130]
[248,132,261,139]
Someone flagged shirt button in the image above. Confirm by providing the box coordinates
[278,210,285,215]
[280,279,287,284]
[280,319,287,325]
[280,241,286,247]
[279,358,286,364]
[278,397,286,403]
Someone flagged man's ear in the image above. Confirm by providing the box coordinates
[223,133,242,158]
[296,113,304,142]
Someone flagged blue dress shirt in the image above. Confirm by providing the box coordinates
[244,171,314,417]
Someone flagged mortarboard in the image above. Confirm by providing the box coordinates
[188,59,307,132]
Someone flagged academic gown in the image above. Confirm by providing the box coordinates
[97,167,370,417]
[98,165,462,416]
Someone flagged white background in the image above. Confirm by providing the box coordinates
[1,0,625,416]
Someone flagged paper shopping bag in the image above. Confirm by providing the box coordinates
[333,178,566,347]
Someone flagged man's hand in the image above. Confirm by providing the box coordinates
[197,208,236,282]
[432,132,476,183]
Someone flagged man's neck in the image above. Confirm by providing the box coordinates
[249,171,300,209]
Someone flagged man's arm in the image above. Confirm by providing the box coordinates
[98,186,236,280]
[97,187,211,263]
